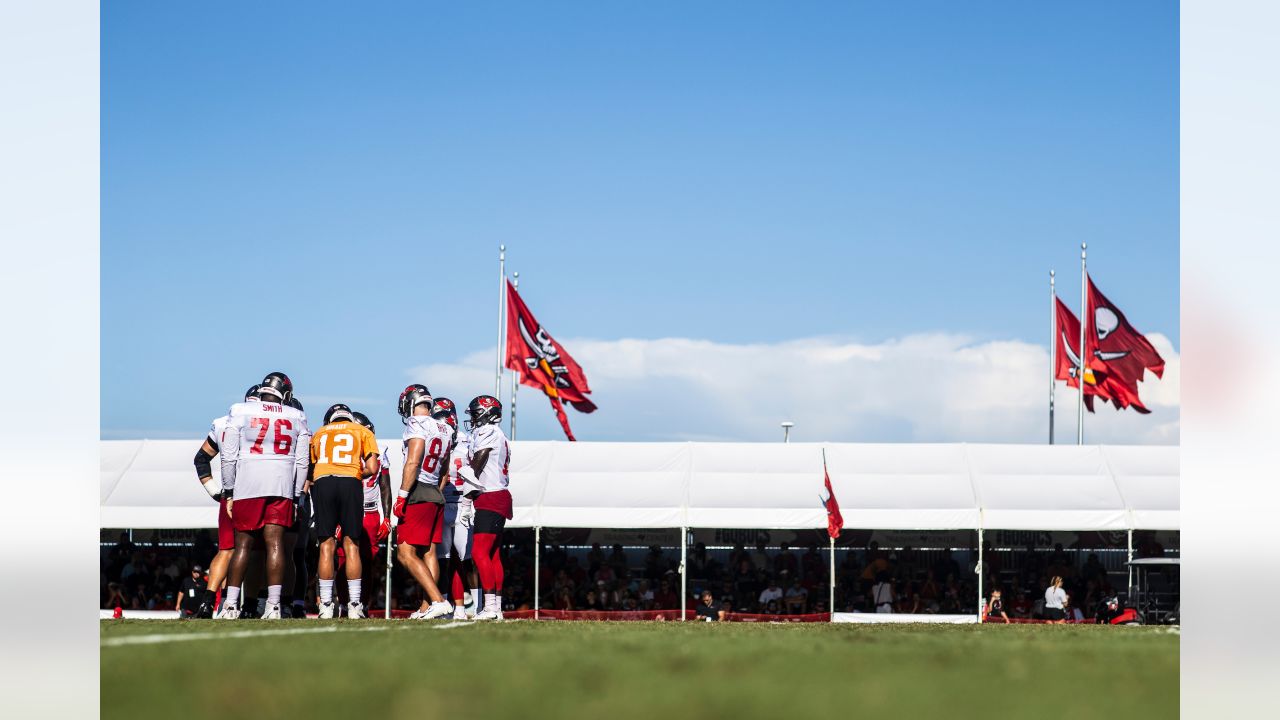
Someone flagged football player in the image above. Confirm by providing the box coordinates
[218,372,311,619]
[352,411,391,606]
[190,383,260,618]
[465,395,513,620]
[394,384,454,619]
[431,398,482,620]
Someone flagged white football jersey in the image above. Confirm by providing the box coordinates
[443,429,473,503]
[220,400,311,501]
[470,423,509,493]
[208,415,232,452]
[363,446,390,514]
[401,415,454,488]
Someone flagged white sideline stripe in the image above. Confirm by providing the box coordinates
[102,621,474,647]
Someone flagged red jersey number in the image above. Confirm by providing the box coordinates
[421,437,444,474]
[248,418,293,455]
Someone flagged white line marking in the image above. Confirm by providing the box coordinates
[102,624,391,647]
[433,621,475,630]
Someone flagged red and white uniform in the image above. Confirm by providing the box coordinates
[441,430,474,560]
[206,414,235,550]
[361,447,391,554]
[397,415,453,545]
[220,400,311,531]
[470,423,512,519]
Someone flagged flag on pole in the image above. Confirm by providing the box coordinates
[1054,297,1110,411]
[820,452,843,540]
[504,280,596,440]
[1083,275,1165,414]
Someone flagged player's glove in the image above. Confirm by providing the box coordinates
[393,490,409,521]
[376,517,391,542]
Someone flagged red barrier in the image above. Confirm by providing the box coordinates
[984,616,1092,624]
[724,611,830,623]
[503,609,831,622]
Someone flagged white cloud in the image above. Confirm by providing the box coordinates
[408,333,1178,444]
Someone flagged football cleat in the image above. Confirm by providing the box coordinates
[218,604,241,620]
[324,403,354,425]
[318,601,335,619]
[290,603,308,619]
[351,411,374,433]
[194,602,214,619]
[466,395,502,430]
[261,603,282,620]
[423,601,454,620]
[430,397,457,427]
[347,601,366,619]
[258,372,293,402]
[408,607,428,620]
[398,384,432,418]
[452,606,468,621]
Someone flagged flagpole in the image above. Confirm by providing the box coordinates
[510,272,520,440]
[495,245,506,404]
[1077,243,1087,445]
[1049,269,1056,445]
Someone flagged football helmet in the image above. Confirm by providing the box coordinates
[466,395,502,430]
[324,403,354,425]
[258,371,293,402]
[244,384,261,402]
[430,397,457,427]
[286,396,304,413]
[352,411,374,433]
[398,384,433,418]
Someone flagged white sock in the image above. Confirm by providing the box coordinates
[320,579,334,604]
[494,594,502,612]
[267,585,282,606]
[471,588,482,609]
[224,586,241,608]
[348,579,362,605]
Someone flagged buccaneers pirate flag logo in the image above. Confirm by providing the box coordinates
[504,280,596,440]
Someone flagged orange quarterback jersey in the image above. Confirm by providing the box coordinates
[310,422,379,480]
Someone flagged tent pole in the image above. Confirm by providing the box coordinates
[828,536,836,616]
[534,526,541,620]
[976,528,985,622]
[1126,528,1134,599]
[680,527,688,621]
[384,528,394,620]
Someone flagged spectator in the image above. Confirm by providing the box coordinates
[104,582,127,609]
[587,543,605,573]
[784,575,808,614]
[801,544,823,578]
[554,587,574,610]
[984,589,1010,624]
[919,571,941,613]
[871,571,895,613]
[637,580,655,609]
[1044,576,1068,623]
[758,575,784,608]
[1009,590,1032,619]
[750,540,770,572]
[696,590,722,621]
[728,543,749,570]
[774,543,798,577]
[764,599,782,616]
[644,546,666,580]
[608,544,629,576]
[895,581,920,614]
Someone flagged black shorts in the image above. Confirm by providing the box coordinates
[312,475,363,541]
[1044,607,1066,621]
[474,508,507,535]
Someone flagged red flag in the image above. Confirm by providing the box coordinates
[1084,275,1165,415]
[504,280,596,440]
[821,455,843,540]
[1054,297,1111,411]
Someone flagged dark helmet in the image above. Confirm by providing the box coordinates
[351,411,374,434]
[244,384,261,402]
[466,395,502,430]
[398,384,433,418]
[431,397,457,427]
[286,396,304,413]
[258,371,293,402]
[324,403,354,425]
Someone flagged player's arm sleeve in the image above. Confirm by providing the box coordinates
[194,441,215,481]
[220,423,240,495]
[294,427,312,497]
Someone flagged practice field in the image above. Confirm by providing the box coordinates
[101,619,1178,720]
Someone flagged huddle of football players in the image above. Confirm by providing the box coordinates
[192,372,513,621]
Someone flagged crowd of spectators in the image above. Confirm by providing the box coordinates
[100,532,211,611]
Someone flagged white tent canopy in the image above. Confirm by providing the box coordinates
[100,440,1178,532]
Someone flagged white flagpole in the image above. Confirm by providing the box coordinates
[384,528,394,619]
[510,271,520,440]
[1077,243,1087,445]
[495,245,506,403]
[533,525,540,620]
[680,527,688,621]
[1049,270,1056,445]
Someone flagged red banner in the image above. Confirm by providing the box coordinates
[822,456,843,540]
[504,280,597,440]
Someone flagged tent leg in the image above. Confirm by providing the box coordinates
[385,528,394,620]
[828,536,836,617]
[680,527,688,621]
[534,527,541,620]
[1126,528,1134,600]
[976,528,985,622]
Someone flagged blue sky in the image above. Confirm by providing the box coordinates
[103,1,1178,443]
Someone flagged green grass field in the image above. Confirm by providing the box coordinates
[101,619,1178,720]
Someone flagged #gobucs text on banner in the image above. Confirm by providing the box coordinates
[504,280,596,440]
